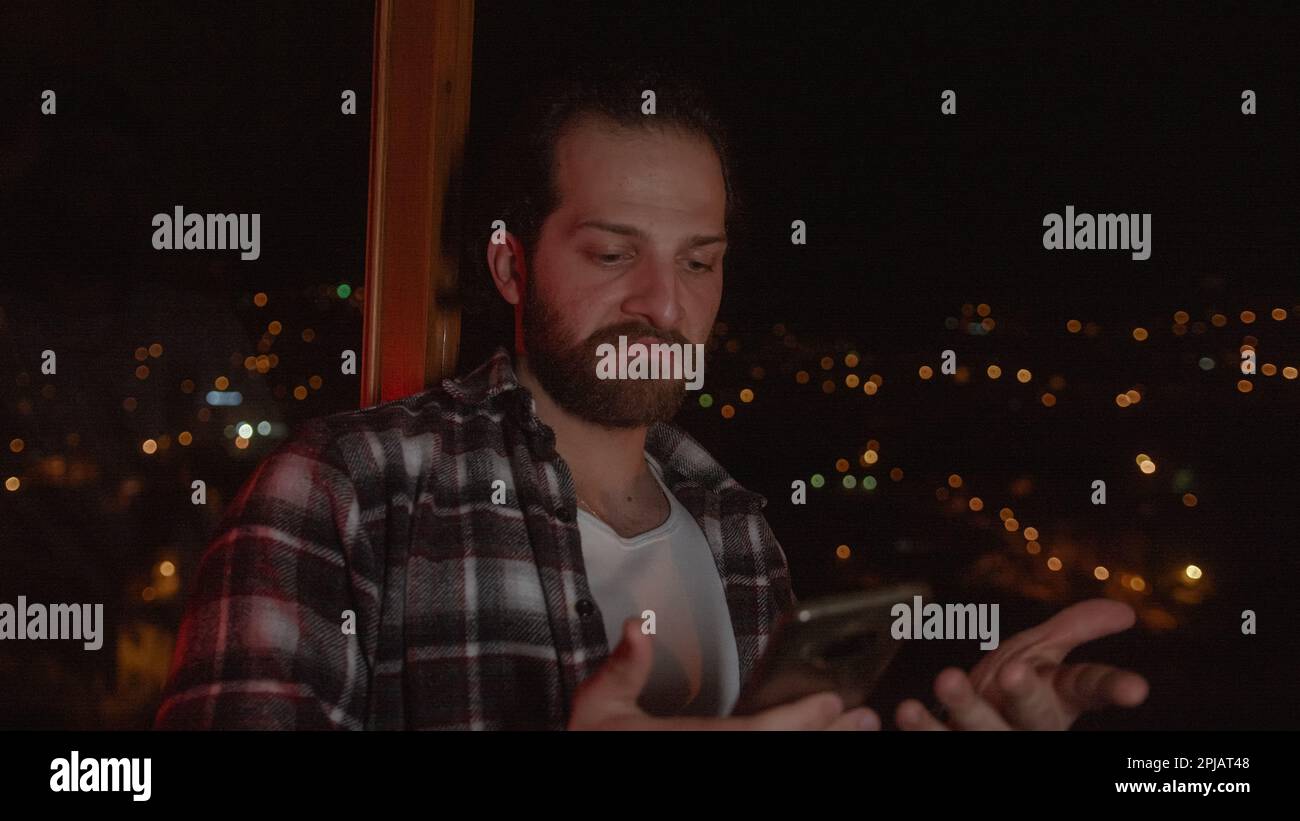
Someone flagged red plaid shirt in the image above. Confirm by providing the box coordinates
[155,347,797,729]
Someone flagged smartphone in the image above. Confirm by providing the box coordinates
[729,582,932,716]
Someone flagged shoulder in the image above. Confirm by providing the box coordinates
[286,378,511,479]
[294,348,521,468]
[299,388,446,448]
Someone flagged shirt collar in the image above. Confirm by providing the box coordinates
[442,346,766,507]
[441,346,524,405]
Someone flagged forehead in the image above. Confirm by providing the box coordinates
[550,115,726,230]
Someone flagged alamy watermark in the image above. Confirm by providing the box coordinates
[594,335,705,390]
[151,205,260,260]
[1042,205,1151,260]
[890,594,1000,650]
[0,596,104,650]
[50,751,151,801]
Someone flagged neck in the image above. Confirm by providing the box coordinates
[516,355,653,504]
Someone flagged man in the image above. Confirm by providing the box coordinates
[156,62,1148,730]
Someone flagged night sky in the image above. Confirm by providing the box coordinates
[2,1,1297,729]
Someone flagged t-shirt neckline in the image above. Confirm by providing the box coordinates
[576,452,680,548]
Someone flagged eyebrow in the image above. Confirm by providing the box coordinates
[575,219,726,249]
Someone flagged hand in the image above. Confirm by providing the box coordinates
[896,598,1150,730]
[568,617,881,730]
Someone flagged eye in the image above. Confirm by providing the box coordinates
[591,252,631,266]
[686,260,715,273]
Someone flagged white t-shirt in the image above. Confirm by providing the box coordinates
[577,453,741,717]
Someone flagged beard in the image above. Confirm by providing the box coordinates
[522,279,693,429]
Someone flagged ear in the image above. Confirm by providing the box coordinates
[486,234,531,357]
[486,233,527,306]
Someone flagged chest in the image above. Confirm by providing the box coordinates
[367,442,783,728]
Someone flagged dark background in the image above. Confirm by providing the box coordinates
[1,1,1296,729]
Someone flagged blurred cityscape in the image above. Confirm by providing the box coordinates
[2,1,1295,730]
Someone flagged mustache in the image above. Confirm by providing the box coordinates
[585,322,691,347]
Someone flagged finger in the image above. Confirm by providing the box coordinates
[825,707,881,731]
[1037,599,1138,655]
[972,599,1141,690]
[1054,663,1150,712]
[896,698,950,731]
[996,660,1066,730]
[933,667,1012,730]
[576,617,654,715]
[747,692,845,730]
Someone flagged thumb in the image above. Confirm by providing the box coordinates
[586,616,655,707]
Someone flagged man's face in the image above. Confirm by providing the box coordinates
[520,115,727,428]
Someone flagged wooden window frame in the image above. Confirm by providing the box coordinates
[361,0,475,406]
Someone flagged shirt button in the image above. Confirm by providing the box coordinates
[555,505,574,523]
[576,598,596,618]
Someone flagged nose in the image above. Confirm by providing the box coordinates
[619,253,682,333]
